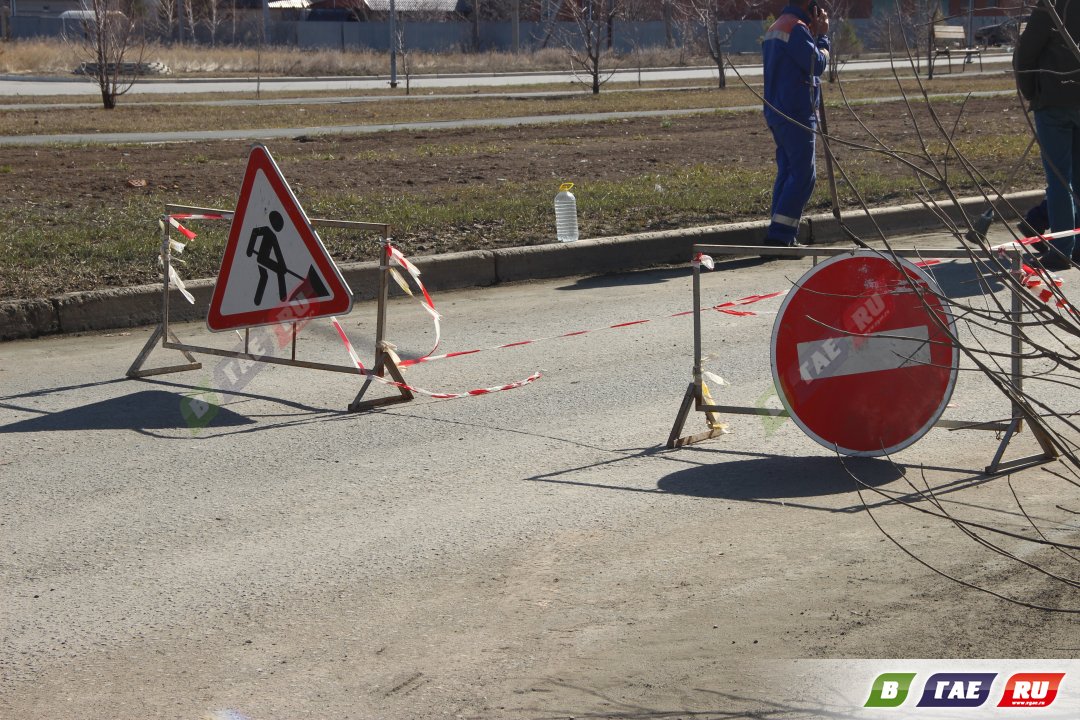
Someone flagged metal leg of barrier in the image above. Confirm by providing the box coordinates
[127,220,202,378]
[985,417,1058,475]
[667,383,729,448]
[348,344,413,412]
[126,324,203,378]
[985,253,1059,474]
[348,234,414,412]
[667,260,727,448]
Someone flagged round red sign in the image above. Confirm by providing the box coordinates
[770,251,959,456]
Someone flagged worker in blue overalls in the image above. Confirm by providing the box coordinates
[762,0,831,249]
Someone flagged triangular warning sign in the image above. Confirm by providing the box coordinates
[206,145,353,332]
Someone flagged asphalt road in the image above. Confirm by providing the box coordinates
[0,53,1015,97]
[2,231,1078,719]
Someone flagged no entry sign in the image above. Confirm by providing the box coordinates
[770,251,959,456]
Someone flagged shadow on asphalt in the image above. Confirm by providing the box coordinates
[554,256,775,292]
[657,454,901,501]
[555,267,688,291]
[0,389,254,433]
[923,259,1007,299]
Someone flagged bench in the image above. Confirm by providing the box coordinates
[928,22,983,78]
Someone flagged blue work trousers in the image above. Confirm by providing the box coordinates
[1035,106,1080,259]
[767,120,817,245]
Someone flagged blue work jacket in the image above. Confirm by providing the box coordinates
[762,6,830,129]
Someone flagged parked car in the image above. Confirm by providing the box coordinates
[974,17,1028,47]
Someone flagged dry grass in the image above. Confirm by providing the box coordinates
[0,39,720,77]
[0,39,82,74]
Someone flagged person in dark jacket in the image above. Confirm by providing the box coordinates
[1014,0,1080,269]
[761,0,830,248]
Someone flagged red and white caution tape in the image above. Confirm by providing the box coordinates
[392,290,785,369]
[158,213,232,304]
[1017,263,1069,309]
[693,252,715,270]
[155,221,195,306]
[168,217,198,241]
[331,317,540,399]
[387,244,442,359]
[168,265,195,304]
[169,212,232,222]
[165,212,233,249]
[991,226,1080,252]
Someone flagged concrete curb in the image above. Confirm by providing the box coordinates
[0,190,1043,342]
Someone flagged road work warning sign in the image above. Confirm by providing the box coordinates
[207,145,353,332]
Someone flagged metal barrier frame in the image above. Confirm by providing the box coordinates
[667,244,1060,474]
[127,203,413,412]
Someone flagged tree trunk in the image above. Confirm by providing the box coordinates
[662,0,673,48]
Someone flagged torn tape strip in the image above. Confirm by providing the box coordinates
[388,244,436,311]
[159,218,188,254]
[385,244,441,359]
[168,216,197,241]
[331,318,539,399]
[168,264,195,304]
[1017,263,1069,309]
[692,253,715,270]
[165,212,232,246]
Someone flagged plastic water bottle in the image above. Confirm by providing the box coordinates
[554,182,578,243]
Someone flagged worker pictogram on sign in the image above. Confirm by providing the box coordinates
[770,251,959,456]
[207,145,352,332]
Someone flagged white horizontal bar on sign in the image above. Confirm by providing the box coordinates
[797,325,931,383]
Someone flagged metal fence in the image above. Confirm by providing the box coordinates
[8,17,850,54]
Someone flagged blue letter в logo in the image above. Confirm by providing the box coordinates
[917,673,997,707]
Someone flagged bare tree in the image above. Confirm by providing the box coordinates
[77,0,146,109]
[661,0,676,48]
[824,0,862,81]
[195,0,230,46]
[563,0,618,94]
[678,0,764,89]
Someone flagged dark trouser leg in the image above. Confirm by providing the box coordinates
[1035,107,1079,260]
[767,121,817,245]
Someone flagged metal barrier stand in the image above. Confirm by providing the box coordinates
[127,204,412,412]
[667,244,1060,474]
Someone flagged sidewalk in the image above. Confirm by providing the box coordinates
[0,190,1042,341]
